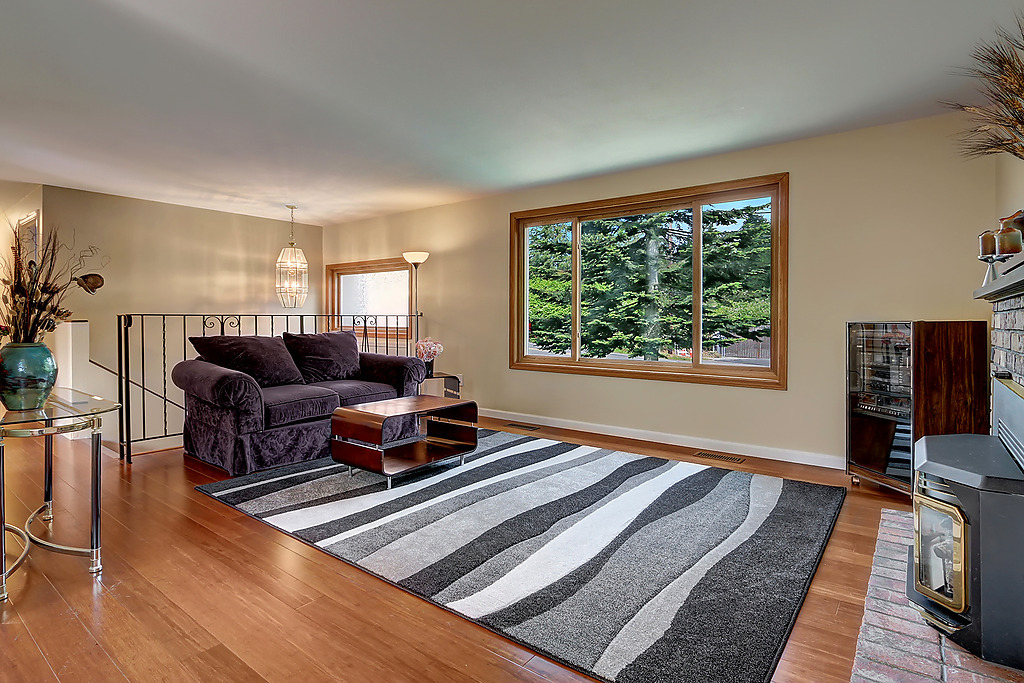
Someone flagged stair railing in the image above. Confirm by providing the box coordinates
[116,313,415,463]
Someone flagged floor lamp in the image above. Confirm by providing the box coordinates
[402,251,429,344]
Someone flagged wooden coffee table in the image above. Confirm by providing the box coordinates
[330,395,478,489]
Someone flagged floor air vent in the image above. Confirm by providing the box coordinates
[505,423,541,431]
[694,451,745,464]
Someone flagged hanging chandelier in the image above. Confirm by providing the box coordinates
[276,204,308,308]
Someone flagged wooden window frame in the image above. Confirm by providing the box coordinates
[325,257,414,337]
[509,173,788,390]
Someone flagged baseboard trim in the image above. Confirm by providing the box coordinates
[478,408,845,471]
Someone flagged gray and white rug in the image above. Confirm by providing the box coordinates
[198,430,846,683]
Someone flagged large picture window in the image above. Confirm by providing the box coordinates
[510,173,788,389]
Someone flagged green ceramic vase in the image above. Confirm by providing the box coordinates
[0,343,58,410]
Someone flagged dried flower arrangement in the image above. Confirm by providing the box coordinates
[0,226,105,343]
[948,17,1024,159]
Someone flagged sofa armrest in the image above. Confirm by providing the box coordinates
[358,353,426,397]
[171,359,264,422]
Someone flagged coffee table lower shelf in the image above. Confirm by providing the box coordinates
[331,396,478,489]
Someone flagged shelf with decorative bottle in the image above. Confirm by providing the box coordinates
[979,210,1024,287]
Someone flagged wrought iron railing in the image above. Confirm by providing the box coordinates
[116,313,416,463]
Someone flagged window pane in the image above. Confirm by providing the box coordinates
[700,197,771,367]
[526,222,573,356]
[580,209,693,362]
[339,270,409,315]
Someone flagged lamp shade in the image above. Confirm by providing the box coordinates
[402,251,430,265]
[276,245,308,308]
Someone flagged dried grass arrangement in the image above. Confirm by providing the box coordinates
[0,226,106,343]
[948,17,1024,159]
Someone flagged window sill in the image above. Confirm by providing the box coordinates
[509,356,786,390]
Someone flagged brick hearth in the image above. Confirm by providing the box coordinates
[851,510,1024,683]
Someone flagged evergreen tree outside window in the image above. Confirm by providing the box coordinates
[701,197,772,368]
[525,222,572,356]
[580,208,694,362]
[510,174,788,389]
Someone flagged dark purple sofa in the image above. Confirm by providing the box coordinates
[171,331,425,476]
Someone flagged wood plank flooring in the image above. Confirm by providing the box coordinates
[0,418,910,682]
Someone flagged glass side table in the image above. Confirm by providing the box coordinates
[1,387,119,602]
[420,371,462,399]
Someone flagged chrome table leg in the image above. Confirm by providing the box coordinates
[1,437,31,602]
[25,418,104,574]
[1,436,6,602]
[89,424,102,574]
[42,430,53,521]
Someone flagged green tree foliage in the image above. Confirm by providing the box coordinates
[526,223,572,354]
[580,210,692,360]
[700,203,772,349]
[525,202,770,359]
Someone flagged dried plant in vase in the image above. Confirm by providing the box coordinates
[947,17,1024,159]
[0,225,105,410]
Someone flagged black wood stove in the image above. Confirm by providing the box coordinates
[908,378,1024,670]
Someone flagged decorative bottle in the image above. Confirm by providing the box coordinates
[995,210,1024,255]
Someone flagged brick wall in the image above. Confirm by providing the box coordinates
[992,294,1024,383]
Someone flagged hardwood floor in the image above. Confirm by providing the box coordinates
[0,418,910,682]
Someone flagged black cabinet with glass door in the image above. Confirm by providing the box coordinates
[846,321,988,493]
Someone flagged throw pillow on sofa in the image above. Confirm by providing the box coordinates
[282,330,361,383]
[188,335,305,388]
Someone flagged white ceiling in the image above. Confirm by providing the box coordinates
[1,0,1021,224]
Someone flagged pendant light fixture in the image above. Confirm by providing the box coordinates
[276,204,308,308]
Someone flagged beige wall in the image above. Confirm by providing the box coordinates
[40,187,323,448]
[0,181,42,225]
[996,154,1024,218]
[0,181,43,266]
[42,186,323,370]
[323,113,996,467]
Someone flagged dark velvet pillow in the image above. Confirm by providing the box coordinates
[282,330,361,383]
[188,335,305,388]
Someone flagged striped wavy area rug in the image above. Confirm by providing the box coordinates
[198,430,846,683]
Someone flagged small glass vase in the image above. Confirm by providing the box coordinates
[0,342,58,410]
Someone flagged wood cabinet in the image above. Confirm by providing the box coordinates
[846,321,988,493]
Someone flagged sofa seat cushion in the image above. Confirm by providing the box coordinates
[189,335,305,388]
[283,330,361,383]
[262,384,340,428]
[310,379,398,406]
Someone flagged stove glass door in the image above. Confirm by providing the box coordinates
[914,493,967,613]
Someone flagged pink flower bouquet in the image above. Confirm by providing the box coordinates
[415,337,444,362]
